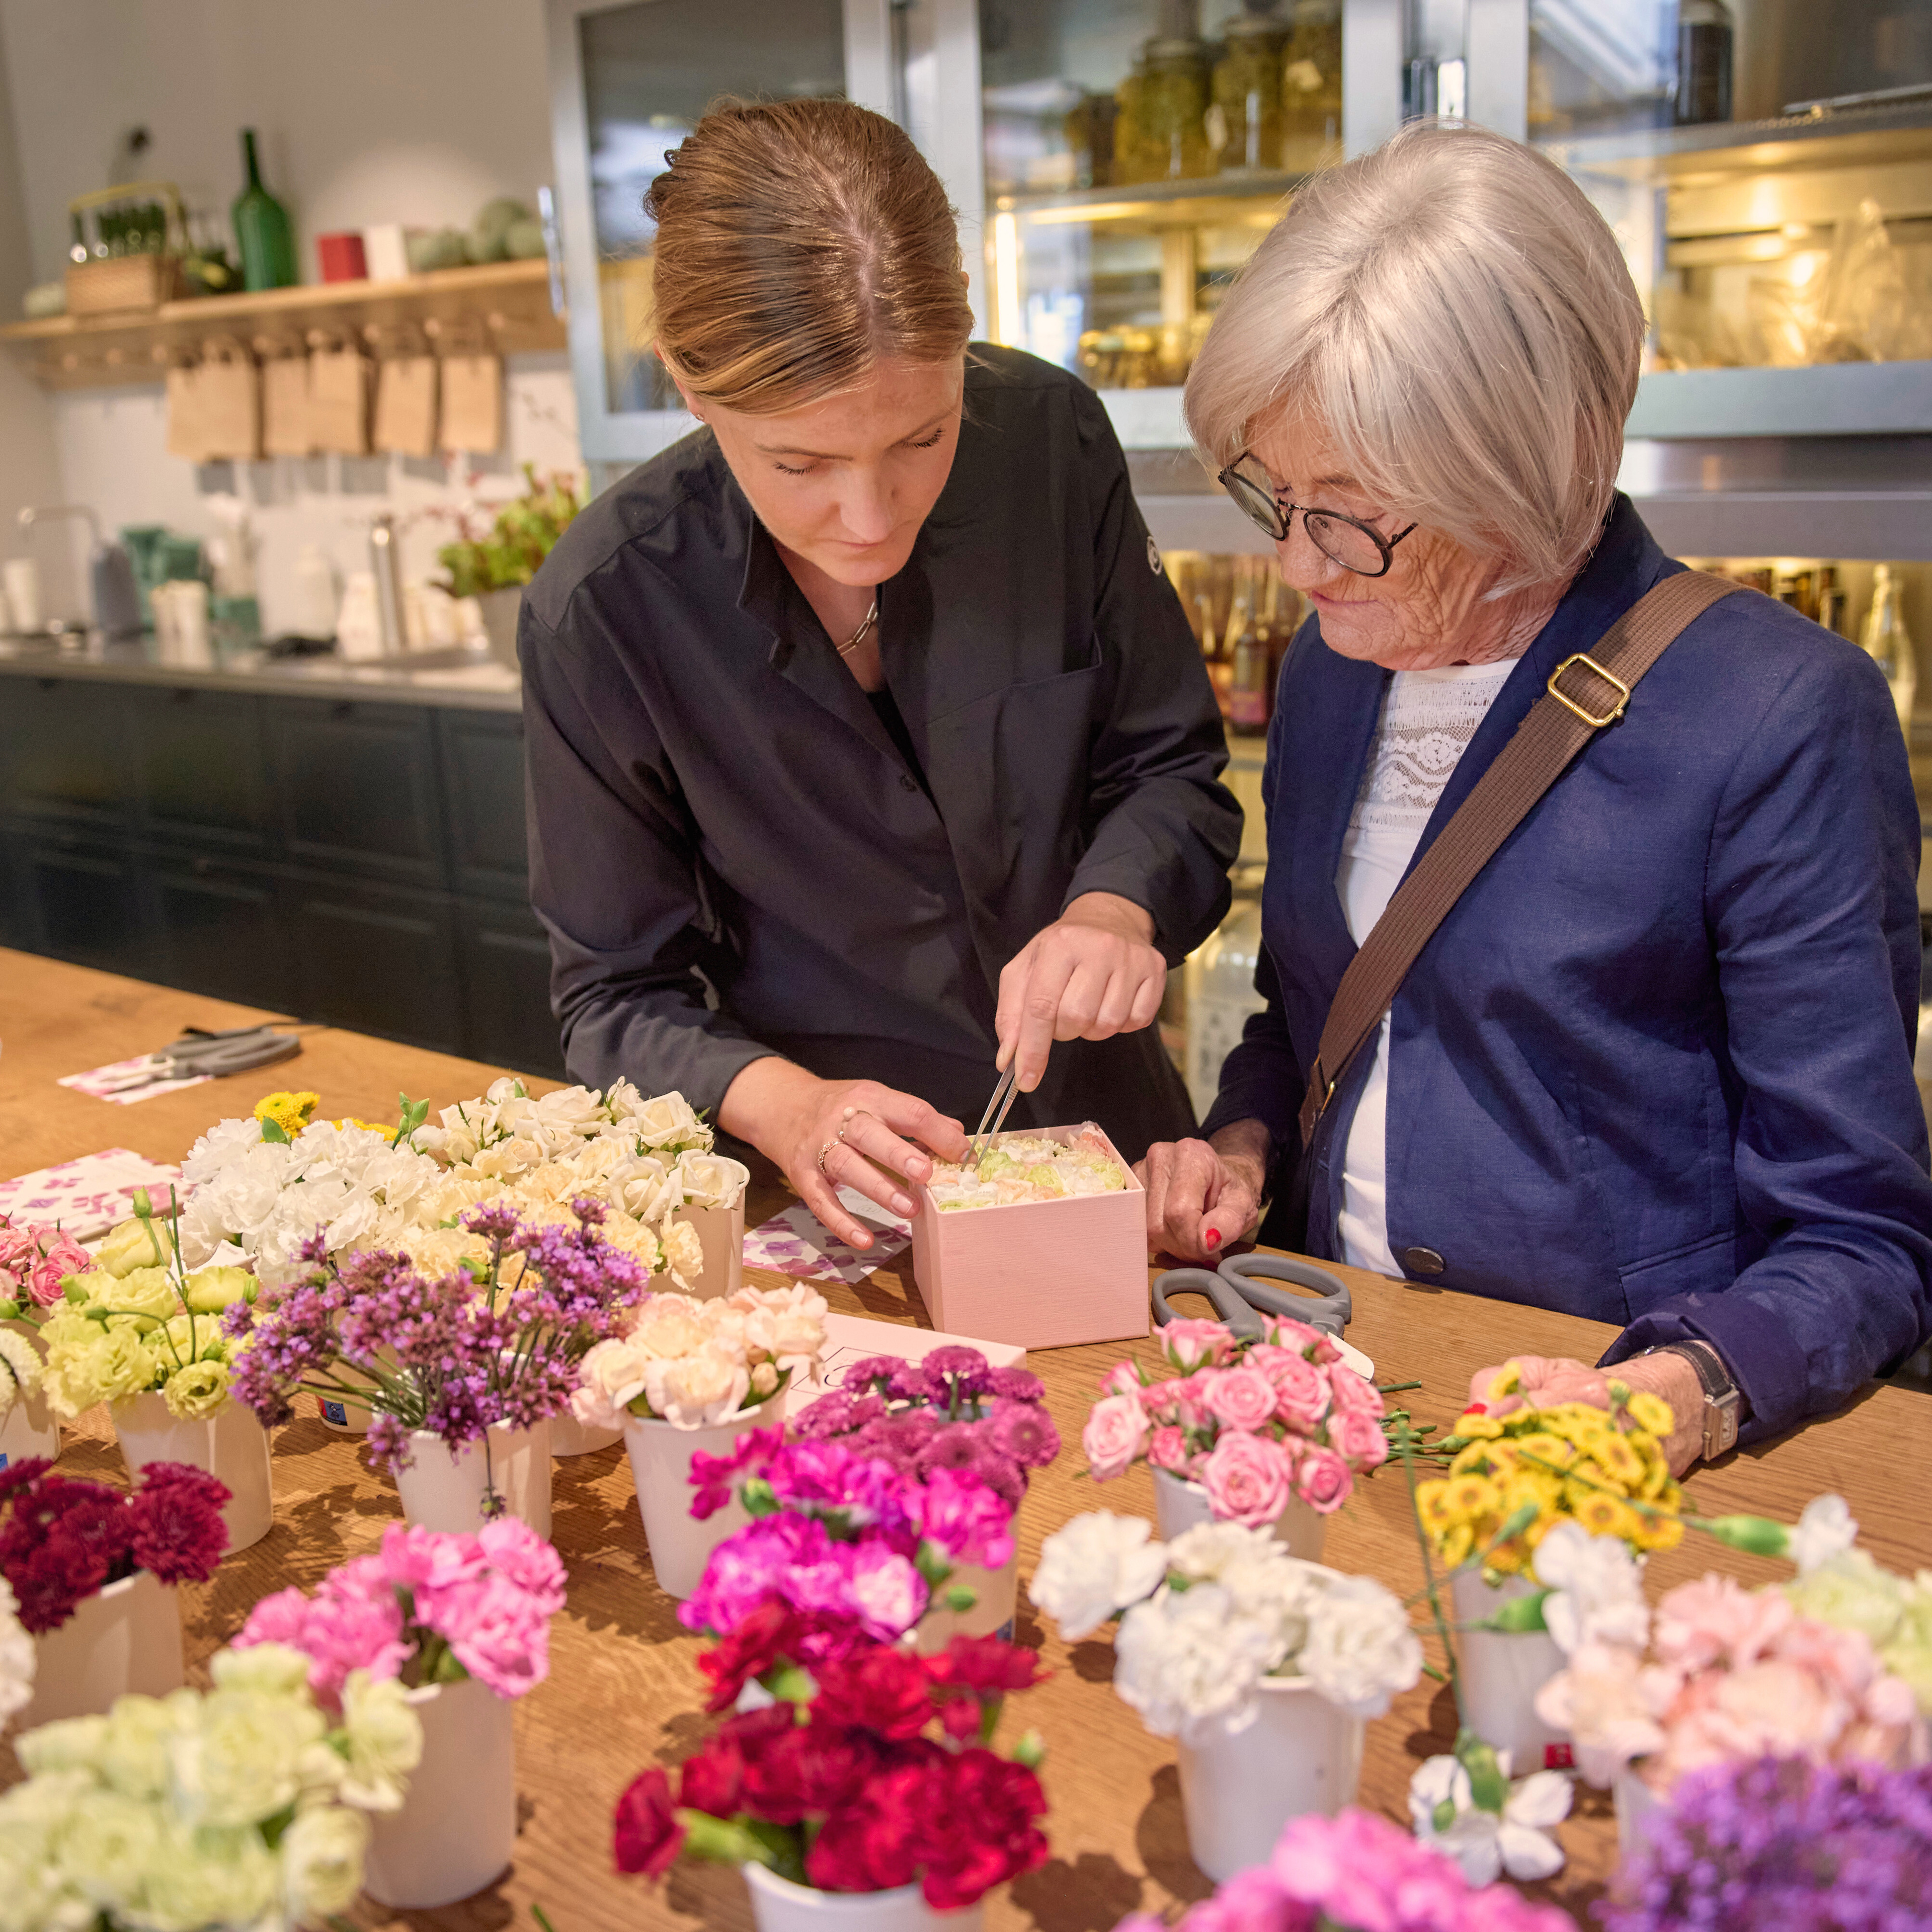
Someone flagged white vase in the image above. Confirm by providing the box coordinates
[313,1391,372,1435]
[743,1862,983,1932]
[1614,1765,1667,1863]
[113,1393,274,1553]
[623,1404,772,1600]
[393,1420,552,1537]
[1176,1673,1365,1883]
[549,1411,622,1458]
[668,1192,747,1301]
[910,1555,1019,1654]
[1450,1567,1567,1773]
[363,1677,517,1907]
[1,1320,58,1466]
[1152,1466,1326,1562]
[475,583,522,669]
[16,1569,185,1729]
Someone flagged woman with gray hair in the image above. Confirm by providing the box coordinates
[1140,123,1931,1474]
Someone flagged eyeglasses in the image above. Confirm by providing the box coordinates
[1217,452,1417,577]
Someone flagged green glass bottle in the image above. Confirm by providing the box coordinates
[232,128,296,291]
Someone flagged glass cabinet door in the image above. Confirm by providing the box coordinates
[978,1,1340,401]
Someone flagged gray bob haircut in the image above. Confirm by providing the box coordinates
[1184,121,1644,592]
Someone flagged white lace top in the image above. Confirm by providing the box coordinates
[1334,659,1518,1276]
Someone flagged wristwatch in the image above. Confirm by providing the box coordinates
[1642,1339,1742,1461]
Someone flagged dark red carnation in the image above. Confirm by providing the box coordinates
[697,1598,797,1713]
[128,1467,229,1584]
[924,1635,1042,1696]
[804,1760,929,1894]
[678,1734,744,1818]
[613,1767,685,1878]
[134,1461,229,1504]
[10,1530,111,1634]
[739,1717,875,1825]
[810,1644,934,1741]
[914,1749,1049,1910]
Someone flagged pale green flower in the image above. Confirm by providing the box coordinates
[139,1820,279,1932]
[182,1266,254,1315]
[278,1803,369,1919]
[1785,1548,1907,1645]
[99,1266,180,1328]
[163,1358,229,1421]
[52,1787,163,1909]
[96,1694,184,1801]
[96,1216,169,1278]
[336,1671,423,1813]
[166,1686,326,1829]
[16,1715,109,1779]
[209,1642,311,1700]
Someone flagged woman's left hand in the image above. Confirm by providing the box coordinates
[996,892,1168,1092]
[1466,1352,1706,1477]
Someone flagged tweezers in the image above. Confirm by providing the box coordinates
[970,1062,1021,1163]
[1152,1252,1352,1340]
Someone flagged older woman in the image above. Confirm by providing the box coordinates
[1140,123,1931,1474]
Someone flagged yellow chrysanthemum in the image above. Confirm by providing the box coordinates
[1456,1412,1505,1440]
[255,1090,320,1135]
[1416,1480,1458,1528]
[1595,1435,1645,1485]
[1514,1431,1574,1472]
[1446,1474,1501,1522]
[1574,1492,1642,1542]
[1638,1454,1674,1502]
[1485,1362,1524,1403]
[1624,1390,1674,1438]
[1452,1440,1509,1479]
[1572,1459,1629,1497]
[1636,1511,1685,1554]
[1438,1521,1475,1569]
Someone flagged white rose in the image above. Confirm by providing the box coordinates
[675,1153,748,1210]
[571,1137,630,1183]
[571,1337,654,1429]
[470,1135,542,1180]
[335,1671,422,1814]
[611,1156,680,1224]
[642,1344,750,1428]
[628,1092,704,1152]
[279,1803,369,1920]
[658,1218,706,1291]
[1029,1512,1170,1642]
[1295,1574,1423,1719]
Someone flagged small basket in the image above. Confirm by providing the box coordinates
[64,181,186,316]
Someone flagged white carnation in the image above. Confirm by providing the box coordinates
[1114,1583,1279,1739]
[572,1336,654,1429]
[659,1218,707,1291]
[0,1329,42,1416]
[1532,1520,1649,1654]
[1788,1493,1859,1575]
[1029,1512,1169,1642]
[0,1579,34,1723]
[731,1282,827,1374]
[1296,1573,1423,1718]
[642,1343,751,1428]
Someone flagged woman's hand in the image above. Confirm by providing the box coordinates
[1466,1351,1707,1477]
[996,892,1167,1093]
[718,1058,968,1250]
[1136,1118,1272,1263]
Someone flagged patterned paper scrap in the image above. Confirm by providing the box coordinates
[742,1187,911,1288]
[0,1149,188,1242]
[59,1055,211,1105]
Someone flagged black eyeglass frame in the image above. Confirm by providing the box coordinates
[1217,452,1418,578]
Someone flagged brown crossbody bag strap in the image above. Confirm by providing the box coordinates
[1296,569,1739,1150]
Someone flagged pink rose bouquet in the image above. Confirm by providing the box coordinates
[236,1515,568,1707]
[1083,1313,1387,1526]
[0,1215,92,1309]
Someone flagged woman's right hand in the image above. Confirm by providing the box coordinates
[718,1059,969,1250]
[1135,1118,1271,1263]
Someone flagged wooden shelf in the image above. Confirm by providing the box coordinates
[0,258,567,390]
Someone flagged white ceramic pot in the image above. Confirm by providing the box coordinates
[910,1556,1019,1654]
[393,1420,552,1537]
[16,1569,185,1729]
[549,1411,622,1458]
[1614,1765,1667,1863]
[669,1191,747,1301]
[743,1862,982,1932]
[1176,1673,1365,1883]
[623,1404,772,1599]
[1450,1567,1567,1773]
[1,1320,58,1466]
[113,1393,274,1552]
[314,1391,372,1435]
[475,584,522,669]
[1152,1466,1326,1562]
[364,1676,516,1907]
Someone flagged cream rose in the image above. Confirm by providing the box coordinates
[674,1152,749,1210]
[628,1091,704,1152]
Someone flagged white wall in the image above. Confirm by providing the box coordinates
[0,0,580,634]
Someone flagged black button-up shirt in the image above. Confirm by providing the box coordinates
[520,346,1241,1158]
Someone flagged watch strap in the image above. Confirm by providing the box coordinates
[1654,1340,1740,1460]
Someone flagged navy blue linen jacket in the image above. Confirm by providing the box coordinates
[1202,497,1932,1441]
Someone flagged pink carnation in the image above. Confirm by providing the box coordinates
[1083,1392,1150,1482]
[1147,1425,1191,1475]
[1160,1318,1237,1373]
[918,1465,1015,1570]
[380,1521,491,1594]
[1204,1364,1279,1433]
[1294,1444,1354,1515]
[1199,1430,1293,1527]
[848,1543,927,1640]
[1269,1354,1333,1432]
[419,1570,553,1699]
[1327,1408,1388,1470]
[1653,1573,1791,1672]
[476,1517,568,1616]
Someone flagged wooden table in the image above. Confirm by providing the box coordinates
[5,948,1930,1930]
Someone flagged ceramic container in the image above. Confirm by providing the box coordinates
[1450,1566,1568,1773]
[908,1123,1146,1349]
[549,1411,622,1458]
[16,1569,185,1729]
[1152,1466,1326,1562]
[363,1677,516,1907]
[909,1555,1019,1653]
[393,1420,552,1538]
[1176,1672,1365,1882]
[1614,1765,1666,1863]
[671,1190,747,1301]
[623,1404,772,1598]
[0,1320,58,1466]
[743,1862,983,1932]
[113,1393,274,1551]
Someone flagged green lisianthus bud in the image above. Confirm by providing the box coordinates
[182,1265,254,1314]
[1484,1587,1553,1635]
[1698,1513,1792,1557]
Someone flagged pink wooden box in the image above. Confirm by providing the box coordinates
[908,1123,1149,1349]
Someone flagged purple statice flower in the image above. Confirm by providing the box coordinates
[986,1396,1061,1470]
[1602,1756,1932,1932]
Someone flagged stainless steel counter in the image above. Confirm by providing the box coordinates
[0,634,522,713]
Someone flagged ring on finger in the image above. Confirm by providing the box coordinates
[835,1109,869,1148]
[816,1139,839,1177]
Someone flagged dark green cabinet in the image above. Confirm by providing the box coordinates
[0,679,134,828]
[144,852,290,1013]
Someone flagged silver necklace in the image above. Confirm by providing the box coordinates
[836,597,879,657]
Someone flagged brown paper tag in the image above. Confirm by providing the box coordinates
[197,344,261,461]
[438,353,503,453]
[374,355,439,457]
[308,347,372,455]
[165,362,208,461]
[262,356,313,457]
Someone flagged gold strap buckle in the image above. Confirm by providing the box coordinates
[1547,653,1632,729]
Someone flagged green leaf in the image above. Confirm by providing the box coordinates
[1483,1586,1553,1634]
[764,1664,814,1707]
[258,1113,291,1145]
[914,1541,955,1588]
[944,1585,978,1613]
[741,1477,779,1518]
[1432,1797,1458,1833]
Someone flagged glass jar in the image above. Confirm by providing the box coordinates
[1064,90,1119,190]
[1213,13,1288,174]
[1281,0,1342,168]
[1113,55,1153,186]
[1142,37,1214,182]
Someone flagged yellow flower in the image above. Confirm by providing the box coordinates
[1573,1492,1642,1542]
[1595,1435,1646,1486]
[1624,1390,1675,1438]
[1455,1413,1506,1440]
[1439,1521,1475,1568]
[1452,1441,1503,1479]
[164,1359,230,1420]
[1416,1480,1458,1529]
[1485,1362,1524,1403]
[334,1117,398,1141]
[1636,1510,1685,1553]
[255,1089,321,1136]
[1446,1474,1501,1523]
[95,1216,169,1278]
[1514,1431,1574,1472]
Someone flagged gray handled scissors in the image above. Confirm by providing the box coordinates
[1152,1251,1352,1341]
[95,1024,301,1096]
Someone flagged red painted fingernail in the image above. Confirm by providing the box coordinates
[1204,1230,1222,1249]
